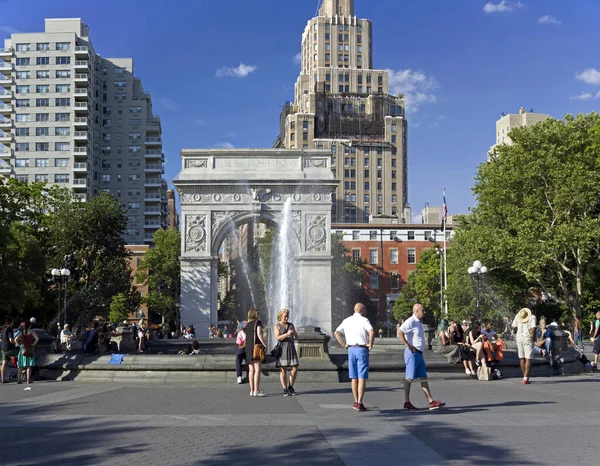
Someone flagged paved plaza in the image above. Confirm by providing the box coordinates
[1,373,598,465]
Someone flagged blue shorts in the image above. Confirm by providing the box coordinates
[348,346,369,379]
[404,349,427,380]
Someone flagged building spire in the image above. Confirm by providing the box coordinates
[318,0,354,17]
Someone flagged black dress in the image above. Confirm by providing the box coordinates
[245,320,263,362]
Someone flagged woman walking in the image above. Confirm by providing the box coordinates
[15,320,39,385]
[274,309,300,396]
[245,309,267,397]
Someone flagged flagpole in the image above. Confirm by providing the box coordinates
[443,188,448,315]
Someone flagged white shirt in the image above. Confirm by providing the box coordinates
[400,315,425,351]
[335,313,373,346]
[60,329,71,343]
[512,315,537,338]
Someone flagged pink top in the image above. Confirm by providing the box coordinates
[236,331,246,345]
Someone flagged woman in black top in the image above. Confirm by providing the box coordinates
[245,309,267,397]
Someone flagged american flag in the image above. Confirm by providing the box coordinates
[442,191,447,228]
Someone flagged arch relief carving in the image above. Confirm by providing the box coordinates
[185,215,207,252]
[306,214,327,252]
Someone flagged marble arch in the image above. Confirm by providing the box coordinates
[173,148,339,334]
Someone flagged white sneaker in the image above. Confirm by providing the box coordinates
[255,391,266,397]
[237,376,242,384]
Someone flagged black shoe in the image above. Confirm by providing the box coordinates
[288,386,296,396]
[283,388,289,396]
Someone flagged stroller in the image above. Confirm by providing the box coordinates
[7,357,41,383]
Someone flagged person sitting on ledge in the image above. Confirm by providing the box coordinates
[481,321,505,363]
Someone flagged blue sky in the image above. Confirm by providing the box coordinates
[2,0,600,220]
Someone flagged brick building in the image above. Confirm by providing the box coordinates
[125,244,149,322]
[333,223,454,322]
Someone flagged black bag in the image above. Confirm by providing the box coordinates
[271,342,282,359]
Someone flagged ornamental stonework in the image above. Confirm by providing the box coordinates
[306,214,327,252]
[185,159,209,168]
[185,215,207,253]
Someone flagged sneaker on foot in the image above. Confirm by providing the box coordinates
[283,388,289,396]
[255,391,266,397]
[522,379,531,385]
[288,386,296,396]
[352,402,360,410]
[403,401,419,411]
[475,359,481,366]
[358,403,367,412]
[428,400,446,410]
[237,376,242,384]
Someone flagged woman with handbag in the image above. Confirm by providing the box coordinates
[15,320,39,385]
[245,309,267,397]
[273,309,300,396]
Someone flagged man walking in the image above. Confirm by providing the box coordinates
[334,303,374,412]
[592,312,600,371]
[512,307,536,384]
[1,317,19,383]
[398,303,445,410]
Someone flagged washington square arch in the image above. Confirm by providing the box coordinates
[173,148,340,335]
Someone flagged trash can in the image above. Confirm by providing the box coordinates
[550,330,577,363]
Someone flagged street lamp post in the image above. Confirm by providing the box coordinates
[468,260,487,321]
[51,266,71,328]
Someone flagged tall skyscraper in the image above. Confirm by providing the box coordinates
[0,18,167,245]
[276,0,408,224]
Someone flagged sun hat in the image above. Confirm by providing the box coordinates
[516,308,532,324]
[549,322,559,328]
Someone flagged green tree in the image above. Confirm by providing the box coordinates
[109,289,142,324]
[464,112,600,320]
[135,228,181,323]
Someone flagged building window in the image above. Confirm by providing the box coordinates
[55,57,71,65]
[16,85,30,94]
[35,98,49,107]
[101,174,111,184]
[35,174,48,183]
[55,127,70,136]
[16,71,30,79]
[369,272,378,290]
[35,142,49,152]
[16,58,30,66]
[391,272,400,290]
[352,249,361,263]
[369,230,377,240]
[15,175,29,182]
[15,128,30,136]
[55,84,70,93]
[36,127,49,136]
[36,43,50,51]
[16,43,31,52]
[16,114,31,123]
[36,113,49,122]
[15,158,29,168]
[352,231,360,240]
[56,42,71,51]
[54,174,69,183]
[408,249,416,264]
[408,231,415,240]
[55,158,69,167]
[56,70,71,78]
[55,113,70,121]
[35,158,49,167]
[369,249,378,264]
[16,99,30,108]
[390,249,398,264]
[128,202,141,209]
[128,174,141,181]
[55,98,70,107]
[55,142,70,152]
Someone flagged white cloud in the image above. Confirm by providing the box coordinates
[538,15,561,25]
[156,97,179,113]
[195,119,207,127]
[570,91,600,101]
[214,142,235,149]
[576,68,600,85]
[293,53,302,65]
[215,63,257,78]
[387,69,439,113]
[483,1,523,13]
[0,25,18,34]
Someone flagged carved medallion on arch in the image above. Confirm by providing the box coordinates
[185,215,207,253]
[306,214,327,252]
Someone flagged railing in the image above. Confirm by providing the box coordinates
[74,73,88,80]
[145,221,161,226]
[73,179,86,185]
[144,164,162,170]
[74,147,87,153]
[74,60,88,67]
[74,131,88,137]
[144,207,161,213]
[0,104,13,112]
[145,137,161,143]
[73,163,87,169]
[74,103,87,108]
[145,194,161,199]
[145,150,162,155]
[145,178,161,184]
[74,117,88,124]
[0,62,13,69]
[74,46,88,53]
[146,123,160,131]
[74,89,88,95]
[0,48,13,54]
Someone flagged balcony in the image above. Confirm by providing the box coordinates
[0,132,12,143]
[144,207,161,215]
[0,48,13,59]
[73,146,88,156]
[0,90,12,101]
[144,221,161,229]
[144,178,162,187]
[0,119,11,129]
[74,73,89,83]
[73,162,87,172]
[74,89,89,100]
[74,60,88,70]
[0,61,13,74]
[144,137,161,146]
[0,74,12,85]
[74,117,88,128]
[73,102,88,113]
[72,179,87,189]
[144,193,161,202]
[0,103,12,115]
[146,122,160,133]
[73,131,88,140]
[0,164,11,175]
[74,46,89,58]
[144,163,163,173]
[73,193,87,202]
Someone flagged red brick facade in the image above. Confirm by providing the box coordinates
[333,223,453,321]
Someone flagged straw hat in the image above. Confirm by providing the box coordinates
[516,308,532,324]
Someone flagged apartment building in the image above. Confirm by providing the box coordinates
[0,18,167,245]
[276,0,408,224]
[333,223,453,322]
[488,107,551,158]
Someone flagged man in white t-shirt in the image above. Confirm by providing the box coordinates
[511,307,536,384]
[334,303,374,412]
[60,324,72,351]
[398,303,446,411]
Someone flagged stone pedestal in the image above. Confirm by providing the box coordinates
[112,327,136,353]
[295,326,330,359]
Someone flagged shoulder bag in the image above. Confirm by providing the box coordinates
[270,324,284,359]
[252,322,266,362]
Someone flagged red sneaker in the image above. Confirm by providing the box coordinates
[428,400,446,410]
[403,401,419,411]
[358,403,368,412]
[352,402,360,410]
[522,379,531,385]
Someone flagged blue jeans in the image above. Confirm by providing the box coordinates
[574,331,584,351]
